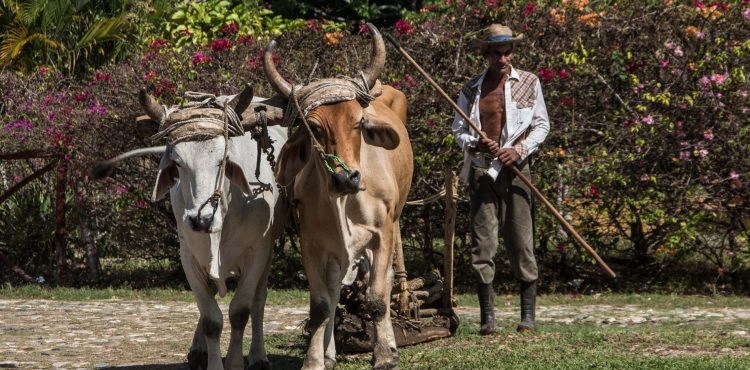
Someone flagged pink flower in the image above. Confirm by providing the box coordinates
[538,68,555,82]
[74,91,91,102]
[730,170,740,180]
[699,76,711,88]
[642,115,654,125]
[47,112,56,121]
[587,186,599,198]
[236,34,253,45]
[220,22,239,35]
[143,70,157,82]
[679,151,691,160]
[560,96,575,106]
[728,251,736,257]
[394,19,414,36]
[94,72,111,82]
[88,101,107,116]
[358,23,369,34]
[307,19,321,30]
[485,0,498,6]
[405,74,416,88]
[246,56,260,69]
[696,149,709,157]
[623,119,636,128]
[674,47,684,57]
[133,199,149,209]
[149,39,168,50]
[155,80,175,97]
[392,80,402,89]
[710,72,729,85]
[703,129,714,140]
[557,69,569,79]
[659,60,669,68]
[192,52,212,65]
[210,38,232,52]
[523,2,537,17]
[744,8,750,20]
[38,67,47,76]
[6,119,33,130]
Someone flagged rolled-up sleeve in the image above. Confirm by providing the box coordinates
[451,91,478,151]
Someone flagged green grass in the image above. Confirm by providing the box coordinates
[3,284,750,310]
[262,319,750,370]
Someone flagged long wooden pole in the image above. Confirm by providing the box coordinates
[385,34,616,279]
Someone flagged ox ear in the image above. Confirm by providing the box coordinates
[275,128,311,187]
[362,106,400,150]
[152,152,178,201]
[225,160,252,195]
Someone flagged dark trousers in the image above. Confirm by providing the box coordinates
[469,162,537,284]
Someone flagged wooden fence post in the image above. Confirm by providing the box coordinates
[442,168,458,310]
[54,160,68,285]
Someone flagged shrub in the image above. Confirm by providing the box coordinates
[1,0,748,292]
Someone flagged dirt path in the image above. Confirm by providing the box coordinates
[2,299,749,369]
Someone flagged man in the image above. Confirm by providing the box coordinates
[452,24,550,334]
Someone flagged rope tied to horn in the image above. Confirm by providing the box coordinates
[149,91,245,145]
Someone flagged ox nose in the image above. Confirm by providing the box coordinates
[331,170,365,194]
[188,214,214,233]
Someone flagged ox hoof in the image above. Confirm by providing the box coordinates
[187,348,208,370]
[324,357,337,370]
[247,359,272,370]
[372,355,398,370]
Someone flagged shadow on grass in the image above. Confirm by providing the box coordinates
[98,355,304,370]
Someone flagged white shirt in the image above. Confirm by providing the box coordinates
[451,66,550,183]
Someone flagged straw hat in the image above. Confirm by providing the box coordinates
[476,24,525,48]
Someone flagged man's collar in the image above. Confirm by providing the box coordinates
[474,65,519,88]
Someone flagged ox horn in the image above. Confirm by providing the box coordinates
[138,89,165,123]
[264,41,292,98]
[361,23,386,90]
[228,83,254,117]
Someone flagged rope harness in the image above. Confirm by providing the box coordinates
[149,91,276,222]
[285,72,375,175]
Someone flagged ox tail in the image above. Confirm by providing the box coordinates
[91,146,167,180]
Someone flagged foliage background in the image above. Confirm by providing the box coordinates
[1,0,749,294]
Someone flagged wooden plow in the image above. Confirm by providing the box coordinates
[332,168,460,353]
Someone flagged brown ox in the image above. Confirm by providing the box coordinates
[266,24,413,370]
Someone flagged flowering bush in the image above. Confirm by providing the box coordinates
[1,1,749,291]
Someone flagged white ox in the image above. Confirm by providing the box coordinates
[94,86,288,370]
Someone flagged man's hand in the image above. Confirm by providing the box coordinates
[479,138,521,165]
[479,137,502,157]
[497,148,520,165]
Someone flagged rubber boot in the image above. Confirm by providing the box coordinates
[478,282,496,335]
[517,280,537,333]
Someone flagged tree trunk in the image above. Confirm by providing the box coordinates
[80,218,100,281]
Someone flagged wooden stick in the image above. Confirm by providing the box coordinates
[385,34,616,279]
